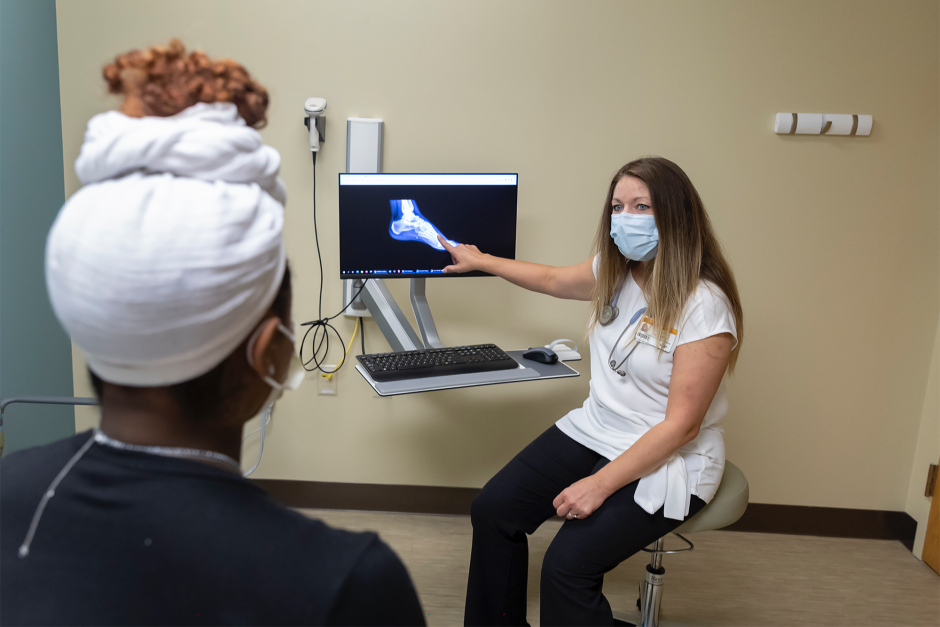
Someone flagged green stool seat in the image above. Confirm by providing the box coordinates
[619,460,749,627]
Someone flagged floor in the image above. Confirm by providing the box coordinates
[300,508,940,627]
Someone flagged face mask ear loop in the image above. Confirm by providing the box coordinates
[242,405,271,478]
[18,431,97,558]
[242,320,294,478]
[247,320,294,390]
[277,322,296,344]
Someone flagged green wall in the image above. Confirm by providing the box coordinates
[0,0,76,454]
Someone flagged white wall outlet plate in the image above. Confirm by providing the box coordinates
[318,367,338,395]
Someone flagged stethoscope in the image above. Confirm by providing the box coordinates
[607,306,647,377]
[598,286,623,326]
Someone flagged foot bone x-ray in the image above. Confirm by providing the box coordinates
[389,199,458,251]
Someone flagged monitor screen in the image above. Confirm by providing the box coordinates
[338,173,518,279]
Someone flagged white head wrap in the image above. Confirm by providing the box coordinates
[46,102,287,386]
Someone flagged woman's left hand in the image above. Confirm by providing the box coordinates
[553,475,611,520]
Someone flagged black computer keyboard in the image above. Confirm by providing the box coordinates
[357,344,519,382]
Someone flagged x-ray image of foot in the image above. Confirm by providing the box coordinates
[388,199,458,251]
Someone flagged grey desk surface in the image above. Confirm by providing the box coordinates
[355,350,581,397]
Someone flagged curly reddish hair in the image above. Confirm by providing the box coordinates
[103,39,268,128]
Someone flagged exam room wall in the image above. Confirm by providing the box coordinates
[56,0,939,512]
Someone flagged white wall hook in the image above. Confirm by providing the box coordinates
[774,113,872,136]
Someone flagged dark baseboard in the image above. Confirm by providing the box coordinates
[723,503,917,551]
[253,480,917,551]
[255,479,479,516]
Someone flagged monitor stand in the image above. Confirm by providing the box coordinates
[358,277,443,351]
[353,277,580,396]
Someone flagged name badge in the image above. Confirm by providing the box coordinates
[635,316,678,353]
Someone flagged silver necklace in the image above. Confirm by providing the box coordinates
[93,428,241,472]
[18,429,241,560]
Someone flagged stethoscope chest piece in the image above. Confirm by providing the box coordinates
[599,304,619,326]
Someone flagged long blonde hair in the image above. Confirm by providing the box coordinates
[590,157,744,372]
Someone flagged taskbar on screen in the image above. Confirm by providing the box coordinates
[339,269,491,279]
[341,269,444,278]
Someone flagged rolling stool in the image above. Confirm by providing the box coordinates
[614,460,749,627]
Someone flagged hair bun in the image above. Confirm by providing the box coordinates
[102,38,269,128]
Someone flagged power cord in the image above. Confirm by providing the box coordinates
[298,151,368,373]
[321,317,360,380]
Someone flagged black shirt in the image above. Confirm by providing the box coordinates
[0,432,425,626]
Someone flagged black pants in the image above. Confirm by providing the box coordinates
[464,425,706,627]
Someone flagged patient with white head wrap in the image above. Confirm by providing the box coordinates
[48,100,288,387]
[1,39,425,626]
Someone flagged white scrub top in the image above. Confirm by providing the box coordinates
[555,258,737,520]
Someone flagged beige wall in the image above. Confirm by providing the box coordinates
[58,0,940,512]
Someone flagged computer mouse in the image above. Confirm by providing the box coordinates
[523,347,558,364]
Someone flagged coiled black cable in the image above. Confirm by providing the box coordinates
[299,151,368,373]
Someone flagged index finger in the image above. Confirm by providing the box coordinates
[437,235,456,252]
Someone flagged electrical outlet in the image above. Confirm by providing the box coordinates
[318,367,338,396]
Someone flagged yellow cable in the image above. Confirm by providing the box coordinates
[323,317,360,378]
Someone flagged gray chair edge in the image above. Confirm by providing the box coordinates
[674,460,749,534]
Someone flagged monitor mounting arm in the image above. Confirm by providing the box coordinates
[410,278,445,349]
[359,278,446,352]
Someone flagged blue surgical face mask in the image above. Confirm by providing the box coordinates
[610,213,659,262]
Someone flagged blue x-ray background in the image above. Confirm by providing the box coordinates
[338,181,517,279]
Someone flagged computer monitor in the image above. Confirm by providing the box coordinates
[338,173,518,279]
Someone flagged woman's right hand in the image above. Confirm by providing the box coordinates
[438,236,594,300]
[439,236,489,273]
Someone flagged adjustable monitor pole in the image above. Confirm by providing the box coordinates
[409,278,445,349]
[359,278,445,352]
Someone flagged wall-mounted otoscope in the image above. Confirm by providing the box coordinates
[304,97,327,152]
